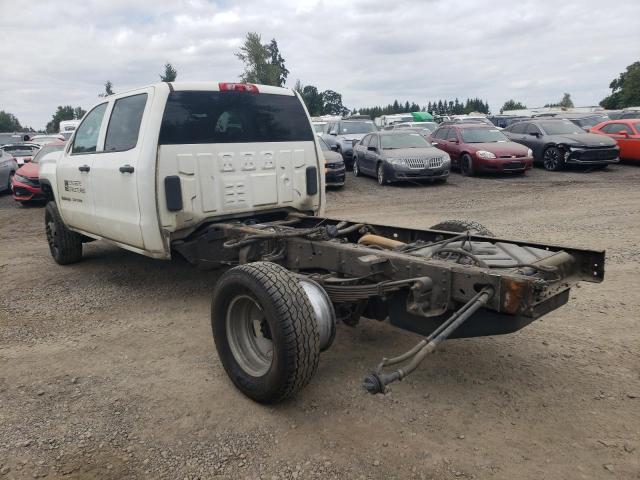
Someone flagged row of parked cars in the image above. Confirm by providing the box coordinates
[0,134,67,203]
[312,110,640,186]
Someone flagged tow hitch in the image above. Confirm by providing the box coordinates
[363,286,495,394]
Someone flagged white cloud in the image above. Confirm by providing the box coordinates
[0,0,638,129]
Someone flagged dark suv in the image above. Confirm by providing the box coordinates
[503,119,619,171]
[321,119,377,169]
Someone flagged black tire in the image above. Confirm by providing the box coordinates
[543,146,565,171]
[430,219,494,236]
[7,172,14,193]
[377,163,387,185]
[353,157,362,177]
[211,262,320,403]
[45,201,83,265]
[460,153,475,176]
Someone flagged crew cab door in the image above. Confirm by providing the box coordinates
[56,102,108,233]
[91,90,150,249]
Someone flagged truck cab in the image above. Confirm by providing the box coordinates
[40,82,324,259]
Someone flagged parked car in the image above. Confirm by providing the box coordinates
[617,110,640,120]
[352,131,450,185]
[0,143,40,166]
[383,121,438,132]
[488,115,530,128]
[318,137,345,187]
[30,134,65,146]
[321,119,377,169]
[589,119,640,162]
[430,124,533,176]
[0,147,18,193]
[12,140,66,204]
[503,119,619,171]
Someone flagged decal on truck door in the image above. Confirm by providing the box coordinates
[63,179,85,194]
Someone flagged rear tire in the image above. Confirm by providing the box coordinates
[211,262,320,403]
[430,219,494,236]
[460,154,475,176]
[45,202,83,265]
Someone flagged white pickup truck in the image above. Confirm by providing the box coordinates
[40,82,605,403]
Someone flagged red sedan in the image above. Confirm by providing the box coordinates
[589,119,640,162]
[12,140,65,204]
[430,123,533,175]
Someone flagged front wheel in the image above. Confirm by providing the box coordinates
[45,202,83,265]
[211,262,321,403]
[353,158,362,177]
[377,163,388,185]
[543,147,565,171]
[460,154,475,176]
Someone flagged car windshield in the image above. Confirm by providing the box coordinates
[539,121,583,135]
[339,122,375,134]
[31,143,64,163]
[575,117,604,128]
[460,128,508,143]
[381,133,430,149]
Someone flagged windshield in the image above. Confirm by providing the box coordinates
[381,133,430,149]
[539,121,583,135]
[573,117,602,128]
[339,122,376,134]
[31,143,64,163]
[460,128,508,143]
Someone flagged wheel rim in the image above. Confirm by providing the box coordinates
[45,216,59,258]
[353,161,359,176]
[377,165,384,184]
[544,149,559,170]
[226,295,273,377]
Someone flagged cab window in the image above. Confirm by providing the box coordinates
[72,103,107,154]
[105,93,148,152]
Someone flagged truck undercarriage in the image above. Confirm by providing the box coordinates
[173,213,605,402]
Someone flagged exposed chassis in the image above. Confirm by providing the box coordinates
[174,213,604,340]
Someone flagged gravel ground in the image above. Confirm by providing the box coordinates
[0,164,639,479]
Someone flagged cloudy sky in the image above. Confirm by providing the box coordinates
[1,0,638,129]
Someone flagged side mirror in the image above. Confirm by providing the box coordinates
[448,138,458,143]
[329,130,337,136]
[367,146,377,152]
[619,130,629,137]
[330,145,339,152]
[529,132,540,137]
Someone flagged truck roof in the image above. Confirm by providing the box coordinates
[112,82,296,97]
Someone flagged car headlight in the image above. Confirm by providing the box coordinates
[386,158,405,166]
[13,174,27,183]
[527,149,533,157]
[476,150,496,159]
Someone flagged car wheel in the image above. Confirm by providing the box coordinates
[377,163,387,185]
[460,154,475,176]
[543,147,565,171]
[7,172,14,193]
[211,262,320,403]
[430,220,494,236]
[353,158,361,177]
[45,201,83,265]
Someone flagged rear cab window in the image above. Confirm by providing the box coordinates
[159,91,314,144]
[105,94,148,151]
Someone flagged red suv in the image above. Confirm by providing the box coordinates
[430,123,533,175]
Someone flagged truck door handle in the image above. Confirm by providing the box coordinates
[119,165,135,174]
[78,165,90,172]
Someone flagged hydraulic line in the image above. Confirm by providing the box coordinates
[363,286,494,394]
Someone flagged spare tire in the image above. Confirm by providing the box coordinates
[429,220,494,236]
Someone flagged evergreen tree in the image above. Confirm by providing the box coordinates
[160,63,178,82]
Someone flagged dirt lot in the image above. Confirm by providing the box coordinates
[1,165,639,480]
